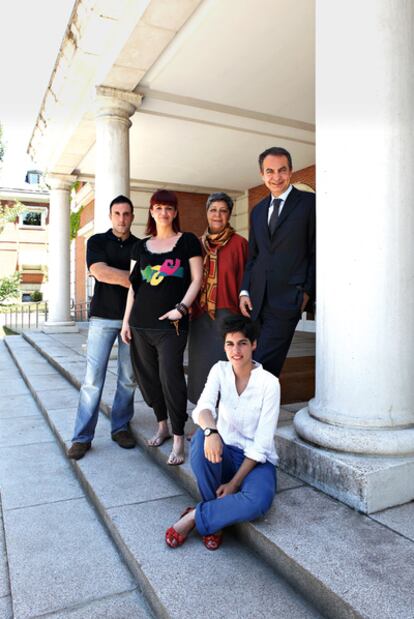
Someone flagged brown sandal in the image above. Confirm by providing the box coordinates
[148,433,171,447]
[167,449,185,465]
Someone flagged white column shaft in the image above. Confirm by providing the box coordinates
[45,177,75,327]
[94,88,141,233]
[295,0,414,454]
[95,115,131,233]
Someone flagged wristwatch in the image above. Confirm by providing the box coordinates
[204,427,219,437]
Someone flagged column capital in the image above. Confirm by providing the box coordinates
[46,173,77,192]
[95,86,143,121]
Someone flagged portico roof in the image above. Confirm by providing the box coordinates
[28,0,315,192]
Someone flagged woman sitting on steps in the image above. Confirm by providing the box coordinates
[165,314,280,550]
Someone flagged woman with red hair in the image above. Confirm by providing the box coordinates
[122,190,202,465]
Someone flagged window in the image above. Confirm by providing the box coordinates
[25,170,42,185]
[22,211,41,226]
[19,208,47,229]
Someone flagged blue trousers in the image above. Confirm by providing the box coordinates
[72,318,136,443]
[190,429,277,536]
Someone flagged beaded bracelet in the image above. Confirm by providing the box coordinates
[175,302,188,317]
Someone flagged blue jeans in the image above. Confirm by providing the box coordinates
[72,317,136,443]
[190,429,277,536]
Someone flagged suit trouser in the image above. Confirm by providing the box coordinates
[130,327,188,435]
[254,300,301,377]
[190,429,277,536]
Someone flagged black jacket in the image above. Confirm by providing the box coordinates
[241,187,315,320]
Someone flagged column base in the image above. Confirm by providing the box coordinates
[295,405,414,456]
[42,321,79,334]
[276,421,414,513]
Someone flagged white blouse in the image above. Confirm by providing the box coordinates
[192,361,280,465]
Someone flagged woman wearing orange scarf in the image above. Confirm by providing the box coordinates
[188,193,248,403]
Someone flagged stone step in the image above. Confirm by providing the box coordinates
[4,335,322,619]
[8,331,414,619]
[0,493,12,619]
[0,341,152,619]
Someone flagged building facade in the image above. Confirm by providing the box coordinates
[0,187,50,301]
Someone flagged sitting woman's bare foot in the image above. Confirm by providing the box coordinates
[167,434,185,465]
[148,421,171,447]
[173,508,196,536]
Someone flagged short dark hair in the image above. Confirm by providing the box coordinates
[220,314,259,344]
[145,189,181,236]
[206,192,234,214]
[109,195,134,214]
[258,147,292,172]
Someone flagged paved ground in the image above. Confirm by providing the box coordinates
[0,339,154,619]
[1,327,414,619]
[0,335,323,619]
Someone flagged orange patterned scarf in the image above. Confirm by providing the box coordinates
[199,225,235,318]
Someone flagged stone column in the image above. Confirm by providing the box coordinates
[277,0,414,513]
[43,174,78,333]
[94,86,142,233]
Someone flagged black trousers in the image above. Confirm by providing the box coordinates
[130,328,188,435]
[254,301,300,378]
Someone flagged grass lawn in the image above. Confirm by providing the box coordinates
[0,326,18,338]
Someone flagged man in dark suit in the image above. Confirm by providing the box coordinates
[239,147,315,377]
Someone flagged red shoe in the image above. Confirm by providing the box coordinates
[165,526,187,548]
[202,532,223,551]
[165,507,195,549]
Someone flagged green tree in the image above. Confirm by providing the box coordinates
[0,200,26,234]
[0,273,20,304]
[70,205,84,240]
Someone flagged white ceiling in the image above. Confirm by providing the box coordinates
[140,0,315,122]
[78,0,315,191]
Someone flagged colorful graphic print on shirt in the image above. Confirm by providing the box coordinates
[141,259,184,286]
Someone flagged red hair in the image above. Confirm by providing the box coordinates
[145,190,181,236]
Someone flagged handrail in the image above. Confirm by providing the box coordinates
[0,300,92,331]
[0,302,48,331]
[71,301,90,322]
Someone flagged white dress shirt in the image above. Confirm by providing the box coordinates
[192,361,280,465]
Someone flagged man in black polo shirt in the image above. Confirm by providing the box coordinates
[68,195,139,460]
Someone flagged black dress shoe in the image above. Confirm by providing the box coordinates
[68,442,91,460]
[111,428,136,449]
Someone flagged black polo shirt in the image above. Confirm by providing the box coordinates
[87,229,139,320]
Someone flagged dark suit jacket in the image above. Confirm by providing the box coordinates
[241,186,315,320]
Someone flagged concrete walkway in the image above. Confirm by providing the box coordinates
[0,341,153,619]
[0,336,323,619]
[1,328,414,618]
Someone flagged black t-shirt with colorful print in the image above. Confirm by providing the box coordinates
[129,232,202,330]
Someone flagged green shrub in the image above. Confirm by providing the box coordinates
[31,290,43,302]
